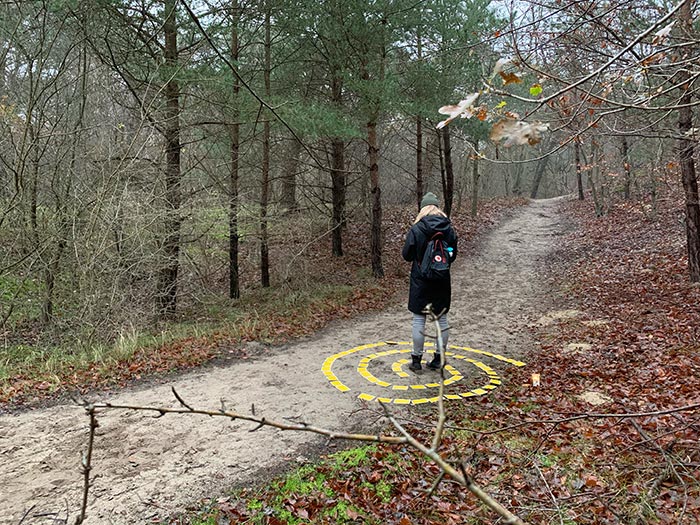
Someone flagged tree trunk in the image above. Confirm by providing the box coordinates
[621,135,632,200]
[422,133,438,193]
[42,237,66,325]
[442,126,454,216]
[588,141,605,217]
[416,116,423,209]
[437,129,446,201]
[512,149,524,196]
[330,73,345,257]
[678,0,700,281]
[677,0,700,282]
[157,0,182,317]
[530,141,551,199]
[228,2,240,300]
[415,25,423,210]
[260,5,271,288]
[363,22,385,279]
[575,139,584,200]
[470,140,480,218]
[330,137,346,257]
[29,124,39,248]
[280,139,301,213]
[368,119,384,278]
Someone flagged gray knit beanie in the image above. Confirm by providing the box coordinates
[420,192,440,208]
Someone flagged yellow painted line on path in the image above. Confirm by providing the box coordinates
[322,340,524,405]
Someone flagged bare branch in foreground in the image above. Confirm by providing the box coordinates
[77,396,408,444]
[383,403,526,525]
[425,307,448,453]
[74,382,528,525]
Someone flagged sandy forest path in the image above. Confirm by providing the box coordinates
[0,198,569,525]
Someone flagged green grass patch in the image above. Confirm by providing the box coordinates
[175,444,399,524]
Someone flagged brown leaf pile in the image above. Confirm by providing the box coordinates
[499,193,700,523]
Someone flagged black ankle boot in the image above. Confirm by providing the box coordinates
[408,354,422,371]
[427,353,442,370]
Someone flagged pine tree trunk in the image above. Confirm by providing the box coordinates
[415,25,423,210]
[470,140,480,218]
[678,0,700,281]
[575,139,584,200]
[157,0,182,317]
[330,73,345,257]
[442,126,454,216]
[331,139,346,256]
[280,139,301,213]
[368,119,383,278]
[437,129,446,199]
[416,116,423,209]
[621,135,632,200]
[423,134,438,193]
[228,2,240,299]
[259,5,271,288]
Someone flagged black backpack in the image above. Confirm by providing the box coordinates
[418,232,451,280]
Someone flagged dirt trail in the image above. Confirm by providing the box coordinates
[0,198,568,524]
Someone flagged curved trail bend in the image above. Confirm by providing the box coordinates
[0,198,567,524]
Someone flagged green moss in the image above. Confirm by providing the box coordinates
[329,444,377,471]
[279,465,332,497]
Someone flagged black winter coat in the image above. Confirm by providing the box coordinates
[401,214,458,315]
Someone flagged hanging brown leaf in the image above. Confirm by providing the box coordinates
[436,92,480,129]
[498,71,522,85]
[490,118,548,147]
[642,52,665,66]
[491,57,511,78]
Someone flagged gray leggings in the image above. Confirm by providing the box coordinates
[412,313,449,356]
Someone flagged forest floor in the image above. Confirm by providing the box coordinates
[2,194,698,525]
[0,197,567,524]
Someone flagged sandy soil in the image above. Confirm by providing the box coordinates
[0,197,569,524]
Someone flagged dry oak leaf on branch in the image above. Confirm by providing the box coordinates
[490,118,549,147]
[652,21,674,45]
[436,92,480,129]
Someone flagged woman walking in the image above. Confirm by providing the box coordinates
[401,192,458,371]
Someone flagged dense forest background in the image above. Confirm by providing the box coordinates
[1,0,699,377]
[2,2,700,524]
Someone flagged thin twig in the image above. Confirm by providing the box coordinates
[172,387,194,411]
[385,407,526,525]
[534,462,564,525]
[629,417,688,521]
[426,471,445,497]
[75,405,97,525]
[16,505,35,525]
